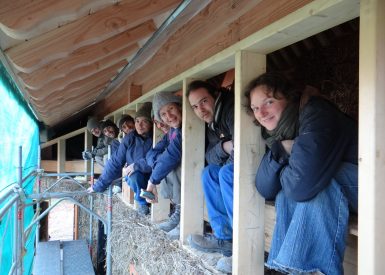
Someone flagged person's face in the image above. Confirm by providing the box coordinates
[103,126,116,138]
[154,119,170,134]
[159,103,182,128]
[135,117,152,136]
[91,127,101,137]
[188,88,215,123]
[250,85,288,131]
[121,120,135,134]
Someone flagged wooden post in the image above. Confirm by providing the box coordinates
[151,125,170,223]
[233,51,266,274]
[359,0,385,274]
[84,129,92,175]
[180,78,205,243]
[57,139,66,173]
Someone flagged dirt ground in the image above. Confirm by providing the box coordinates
[48,199,74,241]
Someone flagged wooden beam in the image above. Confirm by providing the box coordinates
[133,0,264,92]
[151,125,171,223]
[233,51,266,274]
[84,129,92,175]
[27,44,138,92]
[358,0,385,274]
[5,0,179,72]
[180,78,205,243]
[34,83,106,116]
[128,0,358,97]
[17,21,155,88]
[29,60,127,102]
[57,139,66,174]
[94,81,142,118]
[41,127,87,149]
[0,0,112,43]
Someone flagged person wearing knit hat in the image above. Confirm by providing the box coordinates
[86,116,102,137]
[117,114,135,135]
[135,102,152,122]
[89,104,153,216]
[152,92,182,124]
[144,92,183,240]
[83,117,109,167]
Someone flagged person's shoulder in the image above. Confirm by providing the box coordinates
[301,96,337,115]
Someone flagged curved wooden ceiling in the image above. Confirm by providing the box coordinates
[0,0,181,126]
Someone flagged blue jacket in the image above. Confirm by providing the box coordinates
[205,91,234,165]
[93,130,153,192]
[146,127,182,184]
[256,97,358,201]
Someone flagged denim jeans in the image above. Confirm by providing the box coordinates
[201,163,233,240]
[267,162,358,275]
[125,171,149,205]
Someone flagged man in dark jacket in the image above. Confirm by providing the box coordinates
[185,80,234,273]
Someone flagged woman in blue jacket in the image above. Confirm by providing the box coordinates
[89,102,153,215]
[145,92,182,240]
[244,73,358,275]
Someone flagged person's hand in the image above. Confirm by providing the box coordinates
[87,186,95,193]
[222,140,233,155]
[123,163,135,177]
[145,181,158,203]
[281,140,294,155]
[82,150,93,160]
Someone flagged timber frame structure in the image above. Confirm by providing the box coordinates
[1,0,384,274]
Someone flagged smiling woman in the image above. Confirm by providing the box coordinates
[245,72,358,275]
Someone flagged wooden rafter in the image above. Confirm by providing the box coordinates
[5,0,179,72]
[17,20,155,89]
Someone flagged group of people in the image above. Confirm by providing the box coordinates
[85,72,358,275]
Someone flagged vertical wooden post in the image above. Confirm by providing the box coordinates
[359,0,385,274]
[180,78,205,243]
[57,139,66,173]
[151,124,171,222]
[233,51,266,274]
[84,130,92,174]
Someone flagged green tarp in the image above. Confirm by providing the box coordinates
[0,62,39,275]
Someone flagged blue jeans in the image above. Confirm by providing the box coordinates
[201,164,233,240]
[267,162,358,275]
[125,171,149,205]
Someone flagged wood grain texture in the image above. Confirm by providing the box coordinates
[5,0,179,72]
[0,0,113,44]
[132,0,311,94]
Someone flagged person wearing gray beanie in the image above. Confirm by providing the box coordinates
[86,116,101,136]
[152,92,182,123]
[135,102,152,122]
[143,91,183,240]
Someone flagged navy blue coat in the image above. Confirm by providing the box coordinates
[146,127,182,184]
[205,92,234,165]
[93,130,153,192]
[256,97,358,201]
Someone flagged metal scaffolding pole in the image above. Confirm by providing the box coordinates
[36,145,41,246]
[16,146,23,275]
[89,151,95,255]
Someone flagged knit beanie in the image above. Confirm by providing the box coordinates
[117,114,134,130]
[152,92,182,121]
[135,102,152,122]
[86,117,100,132]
